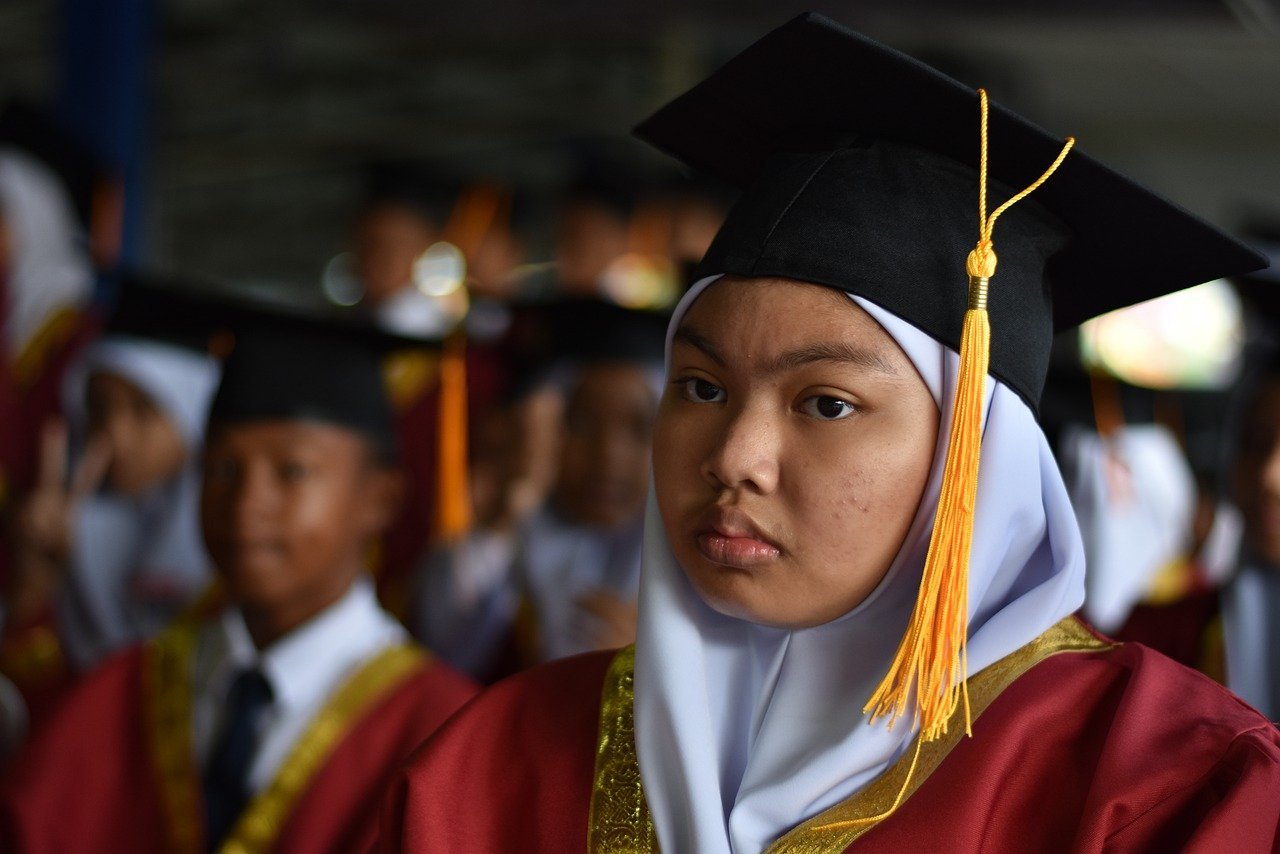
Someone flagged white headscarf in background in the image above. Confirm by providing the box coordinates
[0,148,94,359]
[56,336,221,669]
[1223,564,1280,721]
[634,276,1087,853]
[1060,424,1196,633]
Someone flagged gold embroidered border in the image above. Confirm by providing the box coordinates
[766,617,1111,853]
[14,308,81,388]
[588,645,657,854]
[587,617,1112,854]
[218,644,427,854]
[145,618,204,854]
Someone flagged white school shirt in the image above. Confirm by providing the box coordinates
[190,577,407,793]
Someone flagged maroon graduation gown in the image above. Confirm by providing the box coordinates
[1,626,478,853]
[379,617,1280,853]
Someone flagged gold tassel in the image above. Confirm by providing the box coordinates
[863,91,1075,744]
[433,331,472,542]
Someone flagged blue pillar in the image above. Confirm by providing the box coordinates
[57,0,155,272]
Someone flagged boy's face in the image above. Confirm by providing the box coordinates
[554,364,657,530]
[86,371,187,496]
[200,420,400,639]
[1235,378,1280,567]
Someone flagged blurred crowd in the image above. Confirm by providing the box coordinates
[0,88,1275,847]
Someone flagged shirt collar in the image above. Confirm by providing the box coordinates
[214,577,403,714]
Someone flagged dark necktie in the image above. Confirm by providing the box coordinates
[202,668,274,850]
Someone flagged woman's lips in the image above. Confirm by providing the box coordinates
[694,507,782,569]
[696,532,782,568]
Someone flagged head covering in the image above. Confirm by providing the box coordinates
[505,298,669,400]
[629,13,1266,852]
[361,159,460,227]
[56,283,222,670]
[1060,423,1197,633]
[208,317,402,465]
[0,148,94,359]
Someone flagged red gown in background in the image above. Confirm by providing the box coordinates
[381,617,1280,853]
[0,301,100,718]
[379,342,506,619]
[0,617,477,854]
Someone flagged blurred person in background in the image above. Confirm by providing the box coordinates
[0,101,115,567]
[1225,350,1280,721]
[339,162,513,615]
[551,146,658,298]
[0,277,220,729]
[0,306,477,852]
[412,300,666,682]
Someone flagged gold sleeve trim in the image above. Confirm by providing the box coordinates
[586,617,1111,854]
[588,645,657,854]
[13,308,82,388]
[766,616,1111,853]
[218,644,427,854]
[145,617,205,854]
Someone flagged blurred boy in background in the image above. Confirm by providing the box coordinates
[0,308,476,852]
[413,300,665,681]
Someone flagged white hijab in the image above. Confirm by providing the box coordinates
[0,148,94,360]
[56,336,221,669]
[1060,423,1196,633]
[634,276,1087,853]
[1223,563,1280,721]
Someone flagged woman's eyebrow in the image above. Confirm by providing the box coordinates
[673,324,900,376]
[672,325,726,367]
[766,342,901,376]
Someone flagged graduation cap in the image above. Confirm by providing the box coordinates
[503,298,669,397]
[361,159,462,227]
[634,12,1266,411]
[633,13,1267,759]
[209,314,402,465]
[104,271,233,354]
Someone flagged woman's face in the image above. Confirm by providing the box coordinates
[653,277,939,629]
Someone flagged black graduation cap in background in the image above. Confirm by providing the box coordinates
[502,297,669,398]
[361,159,462,228]
[633,12,1267,410]
[105,271,230,354]
[561,139,666,220]
[0,98,109,230]
[109,277,440,465]
[545,298,669,367]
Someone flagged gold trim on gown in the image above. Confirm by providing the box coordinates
[144,618,427,854]
[588,616,1111,854]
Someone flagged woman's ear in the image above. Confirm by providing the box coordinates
[360,467,406,537]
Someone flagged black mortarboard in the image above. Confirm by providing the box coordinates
[205,289,440,464]
[503,298,669,398]
[633,12,1267,410]
[104,272,228,354]
[361,159,461,227]
[632,12,1270,756]
[562,140,661,219]
[547,298,669,367]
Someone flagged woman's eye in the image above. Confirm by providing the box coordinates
[678,378,726,404]
[279,462,310,481]
[800,395,856,420]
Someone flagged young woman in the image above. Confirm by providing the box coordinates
[381,15,1280,853]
